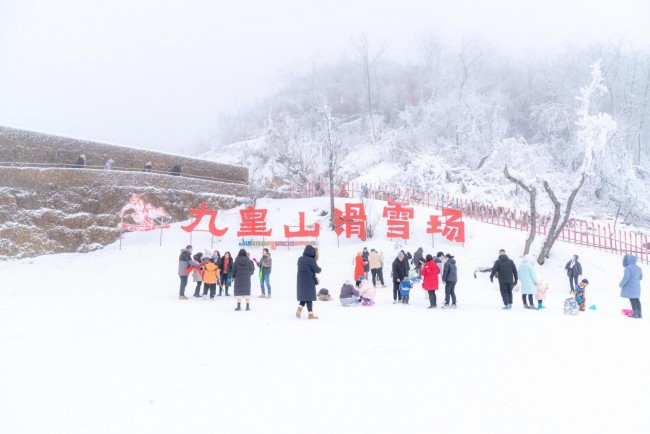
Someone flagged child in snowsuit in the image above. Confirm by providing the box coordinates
[400,280,413,304]
[573,278,589,312]
[536,280,549,309]
[202,257,220,299]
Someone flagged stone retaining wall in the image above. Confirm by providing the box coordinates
[0,167,249,259]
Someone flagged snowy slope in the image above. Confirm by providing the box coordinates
[0,197,648,434]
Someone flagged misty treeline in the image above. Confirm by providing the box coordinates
[214,36,650,228]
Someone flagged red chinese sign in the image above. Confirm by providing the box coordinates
[427,208,465,243]
[382,201,414,239]
[333,203,367,240]
[181,203,228,236]
[237,206,272,237]
[284,212,320,238]
[119,193,170,232]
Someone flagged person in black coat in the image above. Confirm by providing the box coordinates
[564,255,583,292]
[392,251,409,303]
[413,247,424,273]
[441,253,458,308]
[362,247,370,278]
[231,249,255,311]
[296,245,321,319]
[490,249,518,309]
[217,251,232,296]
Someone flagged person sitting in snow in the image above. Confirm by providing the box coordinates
[357,276,376,306]
[318,288,332,301]
[339,280,360,306]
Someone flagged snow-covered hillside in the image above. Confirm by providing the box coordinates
[0,197,648,434]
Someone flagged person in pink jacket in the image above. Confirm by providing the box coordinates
[421,254,441,308]
[357,276,376,306]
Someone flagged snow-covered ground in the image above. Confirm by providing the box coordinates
[1,197,648,434]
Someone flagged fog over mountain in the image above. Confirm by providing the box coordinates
[0,0,648,153]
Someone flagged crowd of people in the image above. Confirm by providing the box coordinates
[176,244,643,320]
[177,246,273,311]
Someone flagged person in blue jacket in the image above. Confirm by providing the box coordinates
[620,255,643,319]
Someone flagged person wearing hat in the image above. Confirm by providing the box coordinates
[177,245,200,300]
[573,278,589,312]
[619,255,643,319]
[392,251,409,304]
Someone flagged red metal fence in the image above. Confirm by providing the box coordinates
[290,180,650,264]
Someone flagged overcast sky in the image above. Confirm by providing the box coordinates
[0,0,648,154]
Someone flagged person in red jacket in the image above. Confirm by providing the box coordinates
[354,251,366,281]
[421,254,441,308]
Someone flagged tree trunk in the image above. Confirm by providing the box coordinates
[503,165,537,255]
[537,174,586,264]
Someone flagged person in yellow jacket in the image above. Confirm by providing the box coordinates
[202,258,221,299]
[368,249,386,287]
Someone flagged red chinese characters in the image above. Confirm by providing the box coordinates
[426,208,465,243]
[284,212,320,238]
[181,203,228,236]
[333,203,367,240]
[382,201,414,239]
[237,206,272,237]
